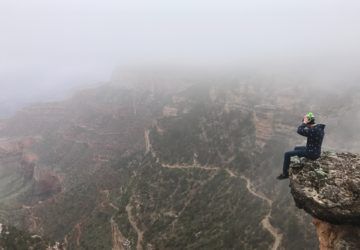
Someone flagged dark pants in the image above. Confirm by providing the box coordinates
[282,146,307,176]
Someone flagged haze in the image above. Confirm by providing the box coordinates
[1,0,360,117]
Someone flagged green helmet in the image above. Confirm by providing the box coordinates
[306,112,315,122]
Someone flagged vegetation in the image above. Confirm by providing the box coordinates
[7,78,359,248]
[0,224,56,250]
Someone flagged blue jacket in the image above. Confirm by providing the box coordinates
[297,123,326,159]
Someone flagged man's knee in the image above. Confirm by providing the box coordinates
[285,150,296,157]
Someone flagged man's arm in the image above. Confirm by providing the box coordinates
[297,123,310,137]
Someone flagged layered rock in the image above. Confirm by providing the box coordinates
[290,151,360,249]
[0,137,61,200]
[313,219,360,250]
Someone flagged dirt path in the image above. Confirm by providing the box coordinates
[238,175,283,250]
[74,223,82,247]
[126,200,144,250]
[158,164,283,250]
[239,175,272,205]
[111,217,130,250]
[22,205,40,233]
[162,163,219,171]
[261,214,283,250]
[225,168,237,177]
[144,130,151,154]
[100,189,120,211]
[100,190,126,249]
[109,203,120,211]
[145,130,282,250]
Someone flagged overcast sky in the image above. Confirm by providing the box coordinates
[1,0,360,113]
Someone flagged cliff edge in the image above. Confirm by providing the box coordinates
[289,151,360,249]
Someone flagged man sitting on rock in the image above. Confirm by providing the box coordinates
[277,112,326,180]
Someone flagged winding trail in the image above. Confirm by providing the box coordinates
[111,217,129,250]
[162,164,219,171]
[144,129,283,250]
[157,164,283,250]
[126,200,144,250]
[100,189,120,211]
[22,205,40,233]
[100,190,127,249]
[238,175,283,250]
[144,130,151,154]
[74,223,82,247]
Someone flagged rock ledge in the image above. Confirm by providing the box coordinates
[289,151,360,226]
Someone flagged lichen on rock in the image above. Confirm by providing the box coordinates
[289,151,360,225]
[289,151,360,249]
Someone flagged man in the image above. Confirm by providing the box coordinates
[277,112,326,180]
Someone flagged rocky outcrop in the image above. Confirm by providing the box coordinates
[313,218,360,250]
[0,137,61,199]
[33,168,62,197]
[290,151,360,249]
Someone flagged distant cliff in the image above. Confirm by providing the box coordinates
[1,74,359,249]
[290,151,360,249]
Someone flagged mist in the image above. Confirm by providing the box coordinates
[1,0,360,116]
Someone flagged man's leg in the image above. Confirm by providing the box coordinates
[282,149,307,177]
[294,146,306,151]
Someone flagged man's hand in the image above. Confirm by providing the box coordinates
[303,115,309,124]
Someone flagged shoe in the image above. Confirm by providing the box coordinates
[276,174,289,180]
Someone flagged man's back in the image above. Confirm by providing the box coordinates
[297,123,326,159]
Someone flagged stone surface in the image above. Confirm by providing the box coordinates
[290,151,360,226]
[313,218,360,250]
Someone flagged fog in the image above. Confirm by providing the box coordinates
[1,0,360,116]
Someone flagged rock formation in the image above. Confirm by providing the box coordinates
[0,137,61,200]
[290,151,360,249]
